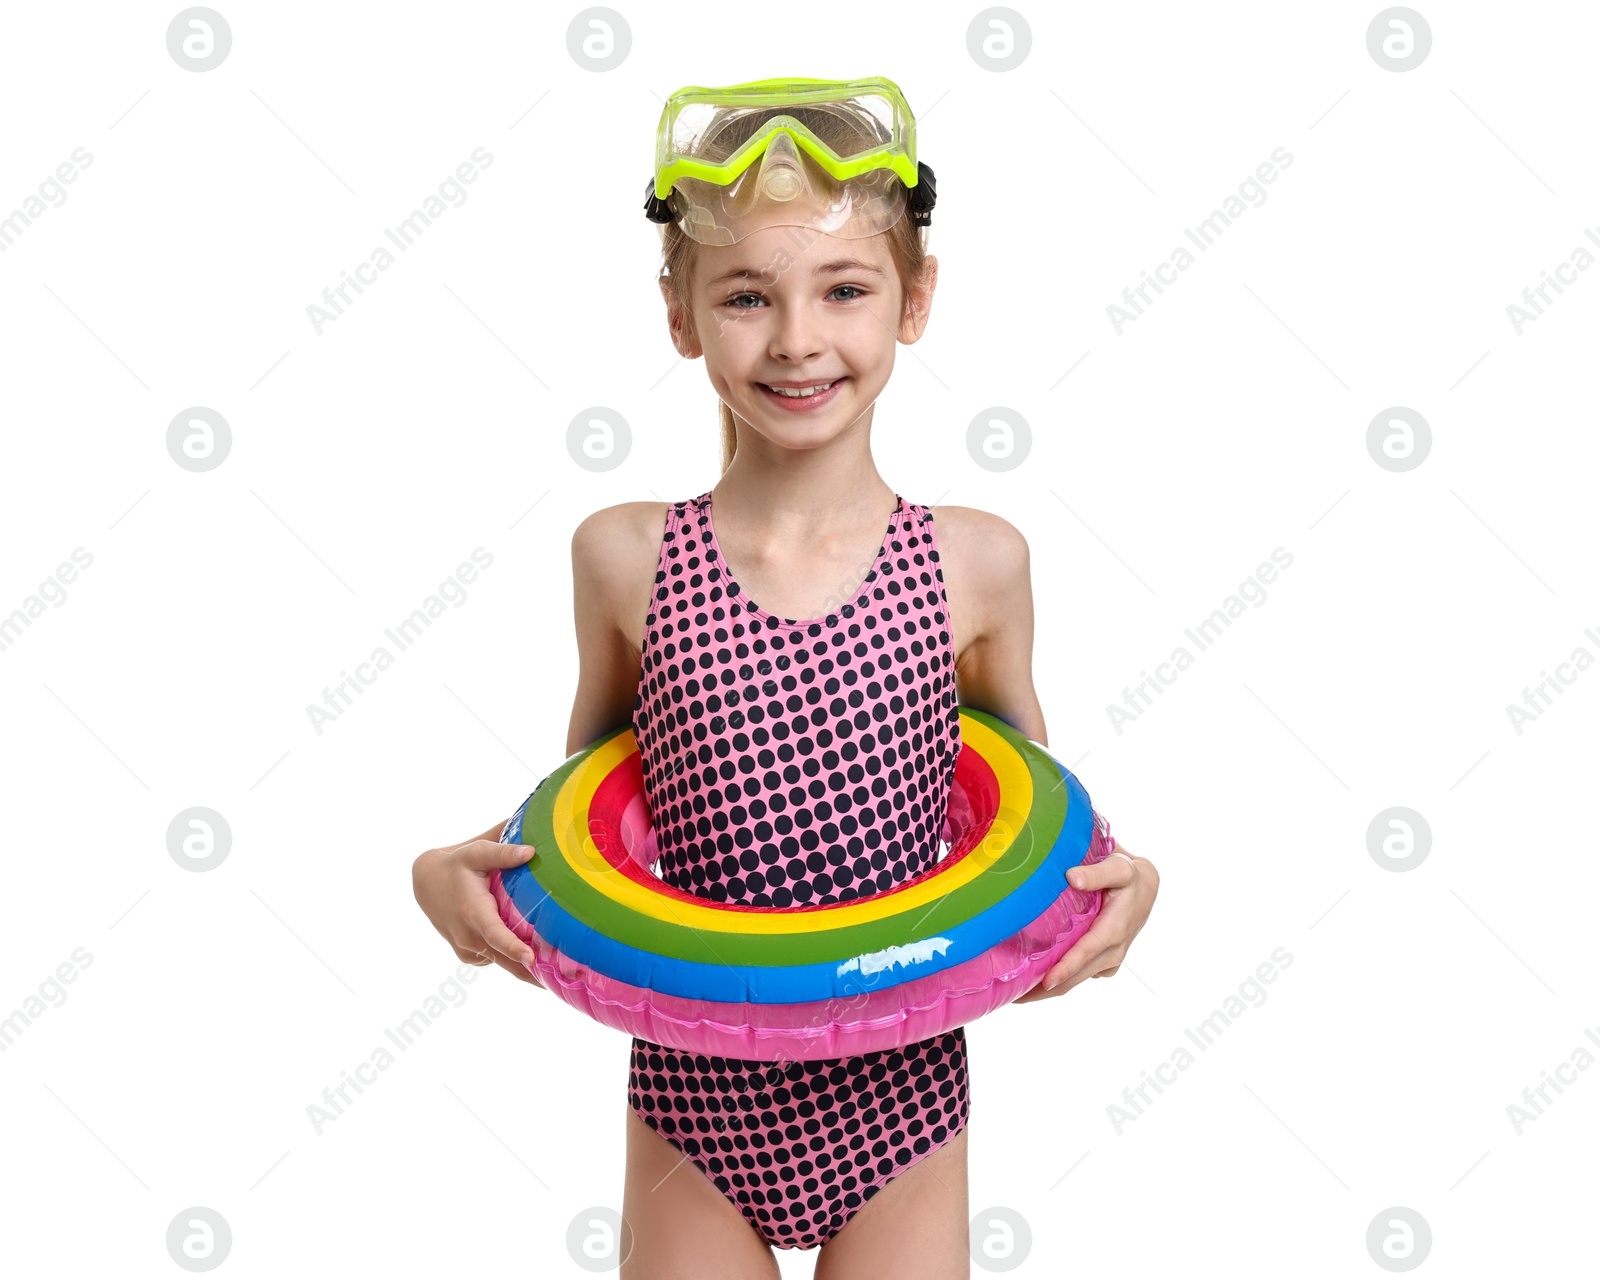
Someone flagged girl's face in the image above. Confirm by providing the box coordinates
[664,222,936,449]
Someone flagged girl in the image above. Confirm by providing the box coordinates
[412,76,1160,1279]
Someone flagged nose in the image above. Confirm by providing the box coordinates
[768,300,825,365]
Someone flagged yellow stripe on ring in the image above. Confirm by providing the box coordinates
[546,715,1035,934]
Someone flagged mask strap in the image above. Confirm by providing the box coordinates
[907,162,937,228]
[646,161,938,229]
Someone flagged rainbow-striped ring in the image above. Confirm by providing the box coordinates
[489,706,1108,1061]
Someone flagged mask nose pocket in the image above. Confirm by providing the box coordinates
[755,129,805,202]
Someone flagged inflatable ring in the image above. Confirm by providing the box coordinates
[489,706,1110,1061]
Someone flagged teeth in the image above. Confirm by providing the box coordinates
[764,380,837,398]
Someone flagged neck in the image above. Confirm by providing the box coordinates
[714,411,894,528]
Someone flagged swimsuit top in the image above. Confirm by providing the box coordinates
[631,489,962,908]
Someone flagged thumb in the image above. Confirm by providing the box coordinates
[458,837,539,871]
[1066,859,1111,890]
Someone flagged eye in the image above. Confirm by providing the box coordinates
[721,285,868,310]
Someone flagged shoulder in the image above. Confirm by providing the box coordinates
[572,501,672,566]
[928,504,1029,561]
[934,502,1030,547]
[925,504,1031,651]
[571,501,674,615]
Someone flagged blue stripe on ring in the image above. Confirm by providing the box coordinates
[498,759,1097,1005]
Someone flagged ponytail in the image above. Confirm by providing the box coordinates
[718,402,736,473]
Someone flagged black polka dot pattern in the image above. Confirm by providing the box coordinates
[627,491,969,1250]
[633,492,961,906]
[628,1031,970,1250]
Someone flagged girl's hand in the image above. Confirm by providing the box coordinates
[1014,834,1159,1003]
[412,840,545,988]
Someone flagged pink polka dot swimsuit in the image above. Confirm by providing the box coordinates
[626,489,971,1250]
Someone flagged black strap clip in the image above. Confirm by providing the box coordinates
[643,177,675,224]
[907,161,937,228]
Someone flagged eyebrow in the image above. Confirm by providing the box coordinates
[704,258,887,288]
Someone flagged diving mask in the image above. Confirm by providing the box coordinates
[643,76,937,246]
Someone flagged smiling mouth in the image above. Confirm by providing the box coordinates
[757,378,844,399]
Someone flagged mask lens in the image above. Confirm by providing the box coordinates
[652,79,923,244]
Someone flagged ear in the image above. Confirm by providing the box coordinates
[660,277,703,359]
[898,254,938,344]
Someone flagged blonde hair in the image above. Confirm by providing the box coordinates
[653,104,932,474]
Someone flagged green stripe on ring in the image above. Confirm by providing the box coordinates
[518,707,1067,966]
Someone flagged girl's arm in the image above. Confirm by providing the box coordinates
[566,504,658,756]
[951,510,1048,743]
[940,507,1159,1003]
[409,505,652,986]
[426,502,648,849]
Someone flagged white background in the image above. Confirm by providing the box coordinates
[2,1,1596,1276]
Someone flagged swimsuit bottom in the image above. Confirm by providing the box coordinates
[627,1026,971,1250]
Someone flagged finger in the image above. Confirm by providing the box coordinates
[470,903,538,968]
[484,949,544,987]
[457,927,544,988]
[1043,924,1118,992]
[1067,853,1136,892]
[457,838,539,872]
[1014,936,1101,1002]
[1016,947,1113,1002]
